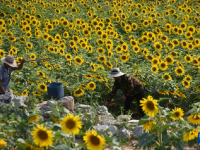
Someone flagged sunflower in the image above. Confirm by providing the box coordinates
[120,54,129,63]
[31,124,54,147]
[60,114,82,135]
[165,56,174,65]
[183,129,200,142]
[74,56,84,65]
[83,129,106,150]
[94,75,104,82]
[0,49,5,57]
[170,108,184,121]
[29,54,37,61]
[175,67,184,76]
[154,42,162,50]
[97,47,105,55]
[27,42,33,49]
[184,75,192,82]
[179,22,187,29]
[140,95,159,117]
[151,58,159,66]
[187,114,200,125]
[133,45,140,53]
[145,54,153,61]
[0,139,7,148]
[98,55,106,63]
[90,63,96,72]
[97,39,104,46]
[22,89,28,96]
[151,65,159,74]
[74,89,84,97]
[182,80,190,88]
[159,61,168,71]
[143,121,156,131]
[65,54,72,61]
[88,82,96,90]
[32,91,42,97]
[28,116,39,123]
[184,54,193,63]
[84,74,93,79]
[38,83,47,92]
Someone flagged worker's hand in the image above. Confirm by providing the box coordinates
[120,95,126,100]
[105,102,109,106]
[21,58,27,63]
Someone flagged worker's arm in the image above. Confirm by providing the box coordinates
[0,81,6,94]
[107,82,119,102]
[17,58,27,70]
[125,75,135,97]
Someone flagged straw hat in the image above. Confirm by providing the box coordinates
[1,55,17,67]
[108,68,125,78]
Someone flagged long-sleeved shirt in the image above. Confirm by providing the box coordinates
[107,73,143,102]
[0,64,17,94]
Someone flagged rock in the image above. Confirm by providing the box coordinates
[40,104,49,111]
[93,124,113,137]
[133,125,143,137]
[46,100,56,106]
[76,104,91,113]
[117,126,131,140]
[117,115,131,121]
[96,106,108,115]
[12,96,28,107]
[59,96,74,111]
[128,119,139,125]
[42,111,52,118]
[78,104,91,109]
[109,125,118,136]
[98,113,116,125]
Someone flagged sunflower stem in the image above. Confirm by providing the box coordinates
[158,107,162,147]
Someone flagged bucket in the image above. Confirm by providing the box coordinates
[47,82,64,100]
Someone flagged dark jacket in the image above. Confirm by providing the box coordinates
[107,73,143,102]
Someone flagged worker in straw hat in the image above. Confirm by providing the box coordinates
[0,55,27,95]
[105,67,145,119]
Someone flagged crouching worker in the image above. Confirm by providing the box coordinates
[0,55,27,95]
[105,68,145,119]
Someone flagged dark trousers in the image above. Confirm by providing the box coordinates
[123,90,145,118]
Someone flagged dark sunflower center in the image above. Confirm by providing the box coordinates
[66,119,75,129]
[164,75,169,80]
[90,135,100,145]
[76,90,82,94]
[40,85,45,89]
[174,112,180,117]
[161,63,166,68]
[152,67,157,71]
[90,84,94,88]
[177,69,182,73]
[37,130,48,140]
[166,58,172,62]
[76,58,81,63]
[146,101,155,110]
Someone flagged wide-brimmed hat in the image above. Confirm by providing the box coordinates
[1,55,17,67]
[108,68,125,78]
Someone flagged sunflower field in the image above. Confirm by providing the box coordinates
[0,0,200,149]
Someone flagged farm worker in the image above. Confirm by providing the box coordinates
[0,55,27,94]
[105,67,145,119]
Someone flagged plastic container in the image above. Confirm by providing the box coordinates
[47,82,64,99]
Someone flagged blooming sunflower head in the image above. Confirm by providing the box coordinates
[170,108,184,121]
[60,114,82,135]
[140,95,159,117]
[31,124,54,147]
[83,129,106,150]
